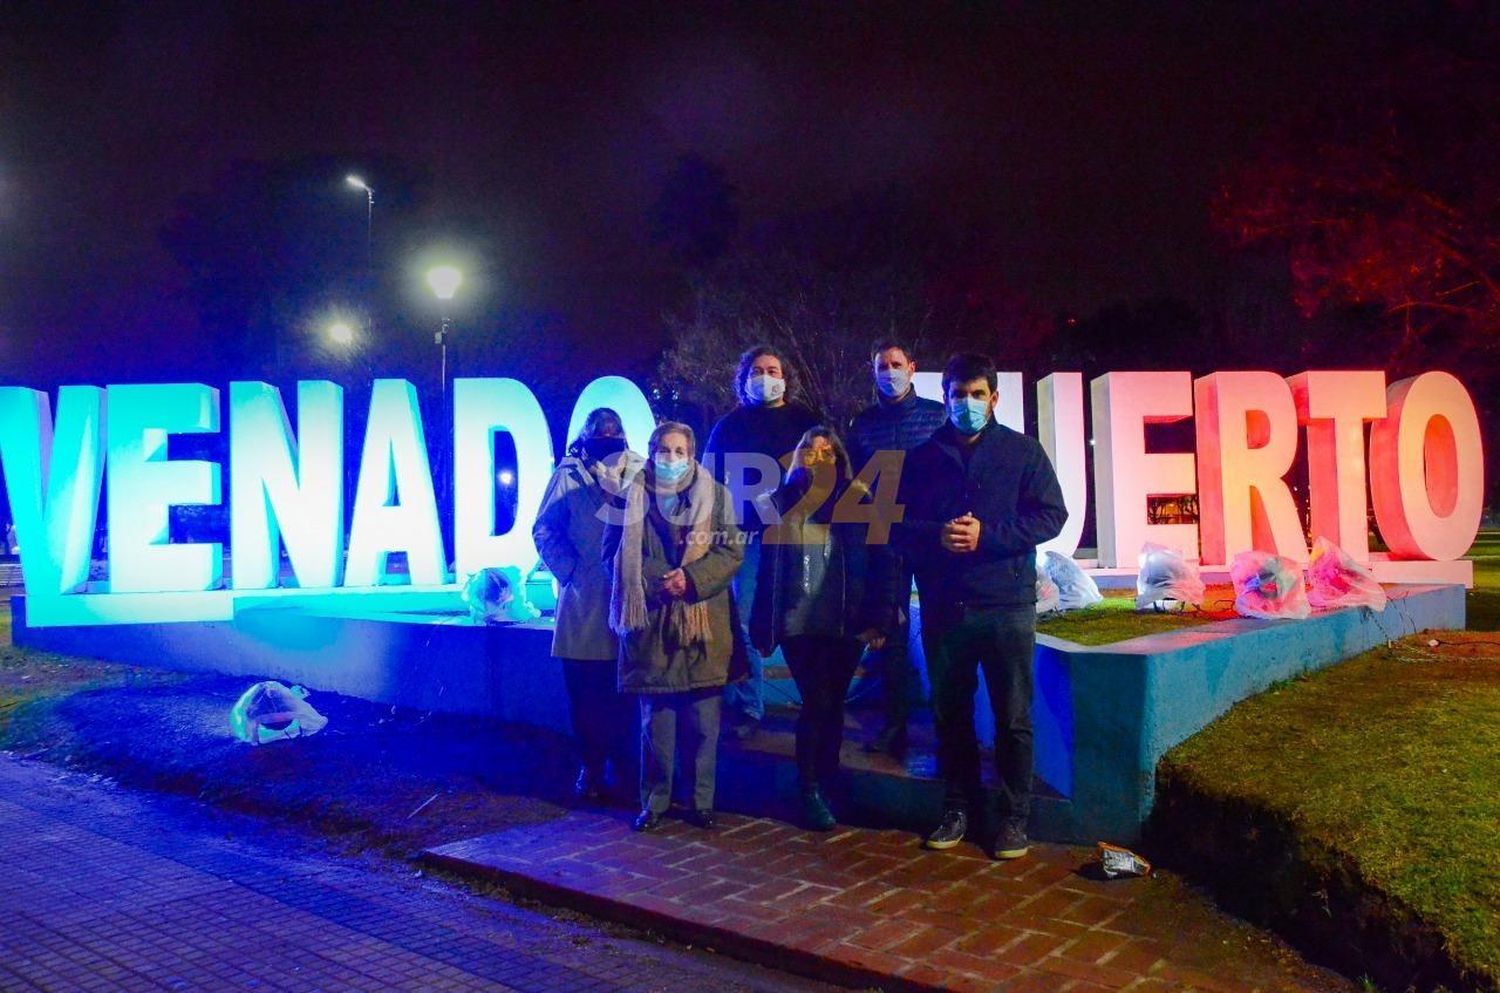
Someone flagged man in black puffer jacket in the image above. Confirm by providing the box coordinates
[847,340,948,758]
[894,353,1067,862]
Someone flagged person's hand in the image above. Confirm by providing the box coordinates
[856,627,886,650]
[660,567,690,599]
[941,513,982,553]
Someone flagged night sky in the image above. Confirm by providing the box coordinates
[0,2,1415,385]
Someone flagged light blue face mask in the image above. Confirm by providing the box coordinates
[654,456,691,484]
[949,396,991,435]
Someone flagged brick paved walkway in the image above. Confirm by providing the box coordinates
[428,812,1354,993]
[0,755,837,993]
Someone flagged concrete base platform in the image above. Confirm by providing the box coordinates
[10,582,1466,844]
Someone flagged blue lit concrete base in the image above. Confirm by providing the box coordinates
[10,583,1465,843]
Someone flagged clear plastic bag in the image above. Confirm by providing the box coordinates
[1230,550,1311,620]
[1042,550,1104,611]
[462,566,541,624]
[230,681,328,746]
[1306,536,1387,611]
[1136,543,1205,611]
[1036,573,1062,615]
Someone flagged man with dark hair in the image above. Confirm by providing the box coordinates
[847,339,947,758]
[703,345,820,736]
[895,352,1067,859]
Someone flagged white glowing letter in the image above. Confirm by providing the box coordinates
[230,381,345,589]
[106,384,223,593]
[0,386,105,594]
[1194,372,1305,565]
[452,377,555,580]
[345,379,445,586]
[1369,372,1485,561]
[565,375,657,457]
[1036,373,1086,557]
[1091,372,1198,567]
[1289,370,1386,563]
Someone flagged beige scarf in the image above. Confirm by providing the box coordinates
[611,463,716,645]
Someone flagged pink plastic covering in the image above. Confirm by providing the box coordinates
[1229,551,1311,620]
[1306,536,1388,611]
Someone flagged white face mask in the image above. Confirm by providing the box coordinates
[746,373,786,404]
[875,367,910,398]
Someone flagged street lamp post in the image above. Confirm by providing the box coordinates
[346,175,375,333]
[426,265,463,404]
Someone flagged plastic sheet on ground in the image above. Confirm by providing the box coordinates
[1230,550,1311,620]
[1306,536,1388,611]
[1135,543,1205,611]
[230,681,328,746]
[1041,550,1104,611]
[1097,842,1152,878]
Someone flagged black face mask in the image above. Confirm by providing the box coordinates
[582,436,627,462]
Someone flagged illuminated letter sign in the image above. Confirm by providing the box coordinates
[0,368,1482,627]
[1369,372,1485,561]
[107,384,223,593]
[1194,371,1305,565]
[1091,372,1199,568]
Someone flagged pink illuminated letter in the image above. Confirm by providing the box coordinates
[1194,372,1305,565]
[1288,370,1385,562]
[1369,372,1485,561]
[1090,372,1198,567]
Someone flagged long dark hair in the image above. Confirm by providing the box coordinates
[566,407,625,460]
[734,344,795,406]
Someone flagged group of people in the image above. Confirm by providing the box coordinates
[532,342,1067,859]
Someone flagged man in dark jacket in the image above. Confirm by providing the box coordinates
[847,340,948,758]
[703,345,821,735]
[895,353,1067,860]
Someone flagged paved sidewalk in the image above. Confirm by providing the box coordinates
[429,811,1355,993]
[0,755,837,993]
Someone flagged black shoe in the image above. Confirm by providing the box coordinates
[867,724,909,759]
[631,809,662,832]
[991,817,1030,860]
[574,765,602,802]
[801,789,836,832]
[924,809,968,850]
[684,808,717,830]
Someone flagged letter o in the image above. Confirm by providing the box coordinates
[1369,372,1484,561]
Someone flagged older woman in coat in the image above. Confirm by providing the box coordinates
[533,407,643,801]
[751,426,898,830]
[605,421,744,832]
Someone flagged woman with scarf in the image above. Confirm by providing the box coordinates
[605,421,744,832]
[751,426,899,831]
[533,408,643,802]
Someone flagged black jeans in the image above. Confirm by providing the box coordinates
[782,635,863,792]
[920,605,1035,822]
[876,564,917,728]
[560,658,636,782]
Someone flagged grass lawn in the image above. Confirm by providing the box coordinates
[1156,531,1500,989]
[1035,587,1224,645]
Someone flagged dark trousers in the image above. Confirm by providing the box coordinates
[874,565,917,727]
[920,605,1035,822]
[782,635,863,791]
[639,688,722,814]
[560,658,635,782]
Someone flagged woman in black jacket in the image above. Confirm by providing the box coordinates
[750,426,898,831]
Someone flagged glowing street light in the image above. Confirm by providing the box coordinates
[327,321,355,347]
[426,265,463,403]
[346,175,375,334]
[426,265,462,301]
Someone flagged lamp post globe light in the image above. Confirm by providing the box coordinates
[326,320,355,347]
[426,265,463,402]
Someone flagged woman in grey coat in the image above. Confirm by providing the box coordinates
[751,426,899,831]
[605,421,744,832]
[533,408,642,801]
